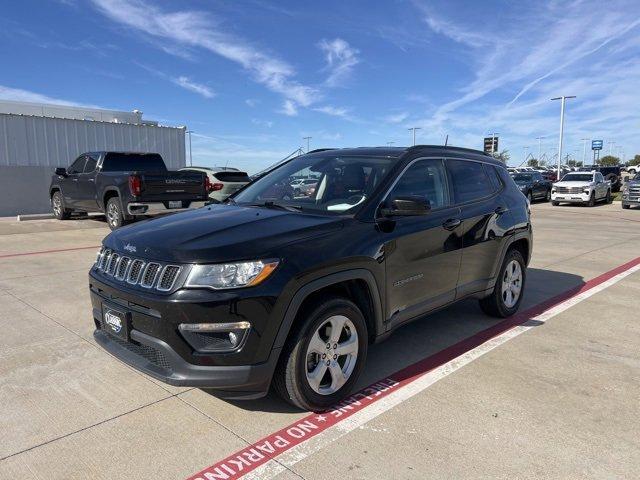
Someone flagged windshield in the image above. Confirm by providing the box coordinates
[561,173,593,182]
[233,154,399,214]
[512,173,533,183]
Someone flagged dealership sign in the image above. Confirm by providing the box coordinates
[592,140,603,151]
[484,136,499,153]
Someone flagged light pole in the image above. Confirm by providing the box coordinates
[487,132,499,154]
[186,130,194,166]
[580,138,589,166]
[535,136,545,162]
[303,136,312,153]
[551,96,576,180]
[408,127,421,146]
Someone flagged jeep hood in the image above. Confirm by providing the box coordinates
[104,204,344,263]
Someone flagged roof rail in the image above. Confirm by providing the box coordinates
[406,144,492,157]
[306,148,337,154]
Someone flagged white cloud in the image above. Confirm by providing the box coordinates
[172,76,215,98]
[91,0,319,109]
[410,0,640,162]
[278,99,298,116]
[251,118,273,128]
[384,112,409,124]
[318,38,360,87]
[313,105,350,118]
[245,98,259,107]
[0,85,98,107]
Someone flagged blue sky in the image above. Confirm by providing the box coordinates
[1,0,640,172]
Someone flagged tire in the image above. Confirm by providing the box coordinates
[273,297,368,411]
[622,204,630,209]
[605,190,612,204]
[51,191,72,220]
[545,189,551,202]
[552,201,560,206]
[105,197,125,230]
[587,192,595,207]
[479,249,526,318]
[526,191,533,204]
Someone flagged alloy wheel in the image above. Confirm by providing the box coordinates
[107,202,119,227]
[501,259,522,308]
[52,195,62,216]
[305,315,359,395]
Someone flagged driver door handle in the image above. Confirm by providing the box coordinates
[442,218,461,231]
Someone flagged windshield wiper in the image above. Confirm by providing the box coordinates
[248,201,303,212]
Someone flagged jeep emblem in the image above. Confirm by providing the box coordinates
[123,243,137,253]
[104,311,122,333]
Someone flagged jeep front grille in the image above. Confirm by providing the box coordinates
[95,247,182,292]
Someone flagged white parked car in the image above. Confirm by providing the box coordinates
[179,166,250,202]
[551,171,612,207]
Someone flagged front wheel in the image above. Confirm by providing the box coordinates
[526,191,533,204]
[622,204,631,210]
[545,189,552,202]
[586,192,595,207]
[274,297,368,410]
[605,190,612,204]
[51,191,71,220]
[479,249,526,318]
[552,200,560,206]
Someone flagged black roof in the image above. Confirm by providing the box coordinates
[304,145,500,165]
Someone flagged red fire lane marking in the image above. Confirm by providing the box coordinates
[186,255,640,480]
[0,245,101,259]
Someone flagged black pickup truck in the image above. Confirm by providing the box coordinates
[50,152,210,229]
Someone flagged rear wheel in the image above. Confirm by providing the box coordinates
[605,190,612,204]
[274,297,368,410]
[622,204,631,209]
[479,249,526,318]
[51,191,71,220]
[545,189,551,202]
[106,197,126,230]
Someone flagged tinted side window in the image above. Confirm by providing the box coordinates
[448,160,495,204]
[485,164,503,191]
[83,155,98,173]
[596,172,604,182]
[68,156,86,174]
[388,159,449,209]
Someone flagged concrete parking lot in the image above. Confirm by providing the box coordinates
[1,203,639,480]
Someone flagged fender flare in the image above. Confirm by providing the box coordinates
[101,187,130,218]
[272,269,384,350]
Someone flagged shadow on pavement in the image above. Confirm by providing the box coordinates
[203,267,584,413]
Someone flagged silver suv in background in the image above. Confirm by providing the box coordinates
[621,173,640,209]
[179,166,250,202]
[551,171,612,207]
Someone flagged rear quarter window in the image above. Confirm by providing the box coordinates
[448,160,496,204]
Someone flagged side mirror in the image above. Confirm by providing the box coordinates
[380,196,431,217]
[55,167,67,177]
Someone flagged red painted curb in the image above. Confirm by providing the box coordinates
[186,256,640,480]
[0,245,101,259]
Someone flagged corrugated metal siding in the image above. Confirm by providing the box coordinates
[0,113,185,169]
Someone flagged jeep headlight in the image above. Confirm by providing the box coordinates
[185,259,279,289]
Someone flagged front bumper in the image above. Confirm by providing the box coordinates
[89,269,286,397]
[127,201,207,216]
[94,328,280,398]
[551,191,590,203]
[621,195,640,206]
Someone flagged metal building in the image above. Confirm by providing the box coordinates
[0,100,186,217]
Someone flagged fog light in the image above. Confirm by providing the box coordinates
[179,321,251,353]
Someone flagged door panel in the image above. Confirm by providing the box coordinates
[62,156,86,207]
[76,155,99,211]
[384,206,463,328]
[381,158,463,329]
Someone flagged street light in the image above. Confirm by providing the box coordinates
[535,136,545,161]
[551,96,576,179]
[408,127,421,146]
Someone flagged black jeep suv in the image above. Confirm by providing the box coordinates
[90,146,532,410]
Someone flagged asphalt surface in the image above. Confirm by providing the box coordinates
[1,202,639,479]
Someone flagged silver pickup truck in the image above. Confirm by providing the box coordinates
[551,171,612,207]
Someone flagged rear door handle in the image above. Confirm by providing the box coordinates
[442,218,461,231]
[495,206,507,215]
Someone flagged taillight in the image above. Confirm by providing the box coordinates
[211,182,224,191]
[204,176,213,193]
[128,175,142,196]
